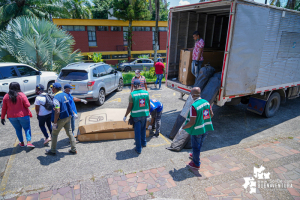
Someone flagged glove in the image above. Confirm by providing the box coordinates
[74,113,78,119]
[148,125,152,130]
[81,99,88,104]
[1,119,5,125]
[179,127,183,133]
[123,116,126,122]
[52,123,58,130]
[147,117,151,122]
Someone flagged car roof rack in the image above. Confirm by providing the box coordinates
[65,62,84,67]
[88,62,106,68]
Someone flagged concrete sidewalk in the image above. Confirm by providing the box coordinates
[2,132,300,200]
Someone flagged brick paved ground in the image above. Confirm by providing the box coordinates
[273,161,300,200]
[107,167,176,200]
[245,141,300,162]
[293,136,300,143]
[5,185,80,200]
[186,153,245,179]
[205,178,264,200]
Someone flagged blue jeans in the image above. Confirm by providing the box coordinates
[133,116,147,153]
[155,74,163,89]
[71,115,75,134]
[191,60,203,78]
[9,116,32,143]
[191,132,208,167]
[38,113,52,139]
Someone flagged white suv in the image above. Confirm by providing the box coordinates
[0,63,58,101]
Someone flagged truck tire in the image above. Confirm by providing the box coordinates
[95,88,105,106]
[47,81,55,95]
[124,66,131,72]
[263,92,280,118]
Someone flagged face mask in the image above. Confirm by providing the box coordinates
[36,90,41,95]
[69,90,73,94]
[136,74,140,78]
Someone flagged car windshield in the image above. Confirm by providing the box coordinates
[59,70,88,81]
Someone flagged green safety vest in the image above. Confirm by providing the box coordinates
[131,89,150,117]
[184,98,214,135]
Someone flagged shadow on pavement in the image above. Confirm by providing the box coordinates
[116,149,140,160]
[161,98,300,153]
[168,167,201,182]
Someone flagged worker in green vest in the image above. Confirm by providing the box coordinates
[124,79,150,154]
[182,87,214,169]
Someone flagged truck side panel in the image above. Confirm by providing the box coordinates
[224,3,269,96]
[256,10,300,89]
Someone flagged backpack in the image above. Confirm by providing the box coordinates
[42,94,54,111]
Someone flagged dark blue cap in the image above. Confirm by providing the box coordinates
[133,79,141,86]
[64,84,72,89]
[52,82,62,89]
[36,84,45,90]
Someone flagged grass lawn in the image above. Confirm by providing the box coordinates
[122,72,166,85]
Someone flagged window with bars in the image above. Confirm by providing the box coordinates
[61,26,85,31]
[98,26,108,31]
[132,27,150,31]
[87,26,97,46]
[111,26,121,31]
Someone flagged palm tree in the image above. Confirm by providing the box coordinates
[0,16,82,72]
[63,0,92,19]
[0,0,69,30]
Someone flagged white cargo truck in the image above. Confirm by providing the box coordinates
[166,0,300,117]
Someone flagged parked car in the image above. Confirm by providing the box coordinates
[56,62,123,106]
[118,59,154,72]
[0,63,58,101]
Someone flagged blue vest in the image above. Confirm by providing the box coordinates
[65,92,77,114]
[150,99,163,113]
[51,92,73,122]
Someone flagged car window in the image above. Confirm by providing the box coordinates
[104,65,114,74]
[142,60,151,63]
[136,60,142,63]
[96,66,107,77]
[93,68,98,77]
[59,70,88,80]
[17,66,38,76]
[0,66,18,80]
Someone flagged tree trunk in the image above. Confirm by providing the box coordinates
[128,19,132,61]
[149,0,152,13]
[154,0,159,62]
[286,0,296,9]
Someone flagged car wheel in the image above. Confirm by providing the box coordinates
[95,88,105,106]
[262,92,280,118]
[116,79,123,92]
[124,66,131,72]
[47,81,55,96]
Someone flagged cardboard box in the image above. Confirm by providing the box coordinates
[77,130,150,142]
[179,49,195,86]
[203,51,224,72]
[78,109,134,134]
[78,109,152,134]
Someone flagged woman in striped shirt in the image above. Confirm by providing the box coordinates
[131,70,148,92]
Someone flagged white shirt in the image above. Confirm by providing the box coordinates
[34,93,52,116]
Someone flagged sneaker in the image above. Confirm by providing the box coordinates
[27,143,35,148]
[154,133,159,137]
[69,149,77,154]
[45,149,56,156]
[189,153,193,159]
[135,148,141,154]
[142,145,147,147]
[19,142,25,147]
[44,137,51,145]
[188,161,200,169]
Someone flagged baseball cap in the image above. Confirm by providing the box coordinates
[64,84,72,89]
[36,84,45,90]
[52,82,62,89]
[133,79,141,86]
[135,70,140,74]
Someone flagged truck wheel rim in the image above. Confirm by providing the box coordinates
[48,87,53,95]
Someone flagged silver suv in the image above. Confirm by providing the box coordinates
[0,63,58,101]
[56,62,123,106]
